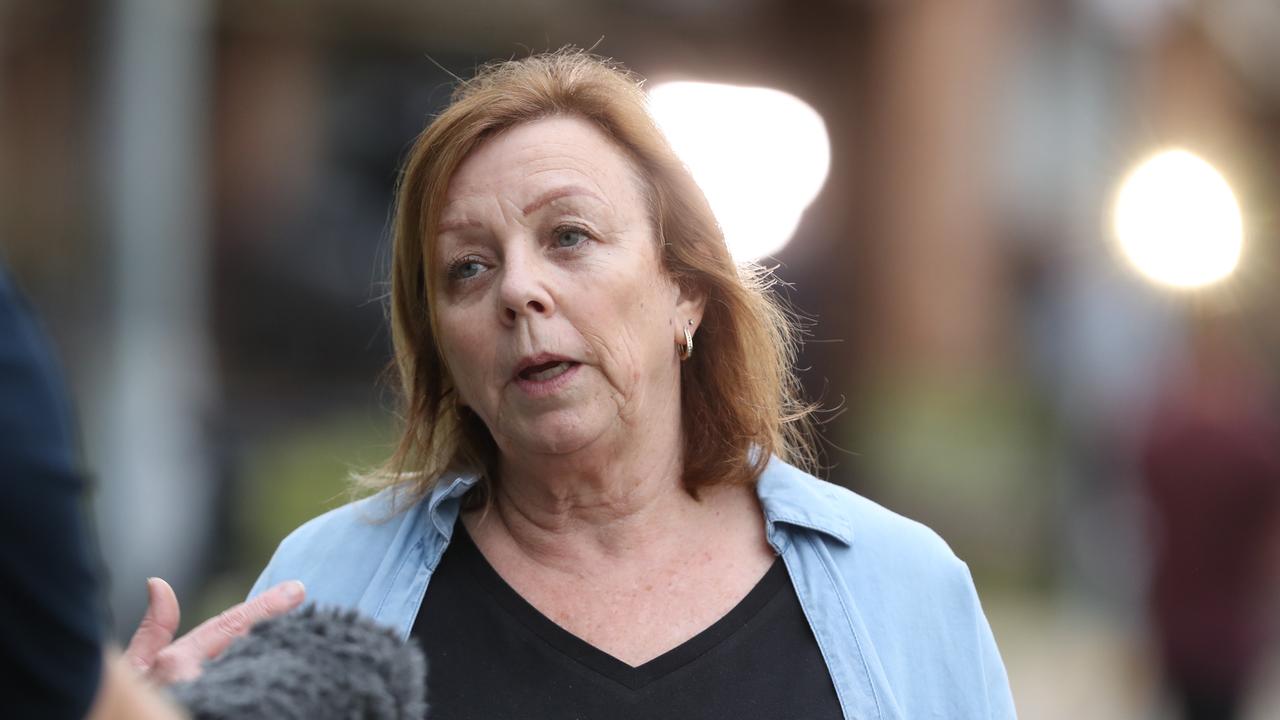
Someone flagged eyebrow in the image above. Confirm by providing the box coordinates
[521,185,602,215]
[437,185,603,236]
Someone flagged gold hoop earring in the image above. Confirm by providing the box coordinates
[680,322,694,361]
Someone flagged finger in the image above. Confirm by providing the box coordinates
[123,577,181,673]
[175,579,305,662]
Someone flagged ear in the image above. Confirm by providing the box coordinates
[672,280,707,343]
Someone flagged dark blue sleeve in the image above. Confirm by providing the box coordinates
[0,266,104,720]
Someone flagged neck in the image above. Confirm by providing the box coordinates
[468,379,732,569]
[496,420,696,553]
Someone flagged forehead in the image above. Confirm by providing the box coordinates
[442,115,646,214]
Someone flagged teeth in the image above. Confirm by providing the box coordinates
[527,361,571,381]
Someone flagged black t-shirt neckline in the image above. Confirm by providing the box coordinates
[451,523,788,692]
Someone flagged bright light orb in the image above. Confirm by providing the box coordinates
[647,81,831,262]
[1112,148,1243,289]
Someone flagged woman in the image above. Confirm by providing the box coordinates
[250,50,1016,719]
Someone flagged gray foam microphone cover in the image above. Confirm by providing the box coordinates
[169,605,427,720]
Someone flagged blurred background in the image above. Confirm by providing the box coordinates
[3,0,1278,717]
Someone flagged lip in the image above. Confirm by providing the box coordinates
[512,353,576,379]
[511,353,581,398]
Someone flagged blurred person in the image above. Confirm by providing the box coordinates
[1,261,104,718]
[0,261,305,718]
[1140,318,1280,720]
[250,50,1016,719]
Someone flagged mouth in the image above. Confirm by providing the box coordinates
[513,355,580,383]
[519,360,577,382]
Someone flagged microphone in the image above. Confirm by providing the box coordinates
[169,606,427,720]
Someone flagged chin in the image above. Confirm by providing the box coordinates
[501,412,612,457]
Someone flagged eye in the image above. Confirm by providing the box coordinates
[554,227,590,248]
[447,257,486,281]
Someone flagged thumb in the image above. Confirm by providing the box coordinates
[124,577,181,673]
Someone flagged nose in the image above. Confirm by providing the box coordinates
[498,252,554,325]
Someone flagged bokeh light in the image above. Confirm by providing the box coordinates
[647,81,831,262]
[1112,148,1244,289]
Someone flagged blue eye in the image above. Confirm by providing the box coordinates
[449,259,485,280]
[555,228,589,248]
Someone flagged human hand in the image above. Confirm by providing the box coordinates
[123,577,306,685]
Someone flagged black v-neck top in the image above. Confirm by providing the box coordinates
[410,523,842,719]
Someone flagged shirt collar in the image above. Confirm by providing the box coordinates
[421,455,855,547]
[426,470,481,539]
[756,455,856,547]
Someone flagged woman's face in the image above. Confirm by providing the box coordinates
[432,116,701,458]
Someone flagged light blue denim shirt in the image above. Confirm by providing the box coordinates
[250,456,1017,719]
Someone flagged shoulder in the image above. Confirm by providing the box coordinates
[763,459,975,616]
[249,489,419,606]
[759,457,963,579]
[760,459,1016,717]
[829,480,978,621]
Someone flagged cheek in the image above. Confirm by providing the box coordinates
[581,271,675,379]
[621,268,677,338]
[436,313,496,403]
